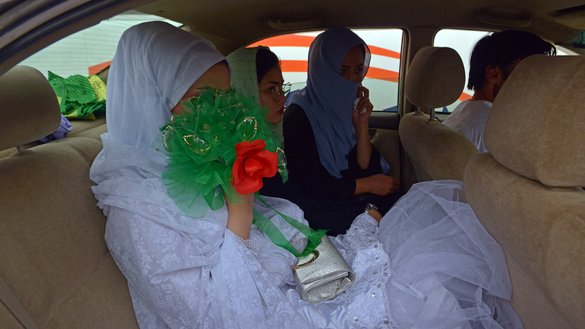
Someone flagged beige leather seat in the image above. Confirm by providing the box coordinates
[67,115,107,139]
[0,67,61,151]
[0,66,62,159]
[400,46,478,181]
[464,55,585,329]
[0,66,137,329]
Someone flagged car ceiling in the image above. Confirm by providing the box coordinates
[137,0,585,51]
[1,0,585,76]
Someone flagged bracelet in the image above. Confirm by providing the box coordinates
[243,238,261,252]
[364,203,379,213]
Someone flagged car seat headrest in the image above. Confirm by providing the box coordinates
[0,65,61,151]
[405,46,465,110]
[485,55,585,187]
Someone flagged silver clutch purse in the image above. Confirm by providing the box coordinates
[292,236,355,303]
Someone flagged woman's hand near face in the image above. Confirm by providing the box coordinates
[352,86,373,128]
[353,86,374,169]
[226,192,254,240]
[355,174,399,196]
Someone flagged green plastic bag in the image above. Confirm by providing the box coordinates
[48,71,106,120]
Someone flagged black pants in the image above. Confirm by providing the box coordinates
[300,191,403,236]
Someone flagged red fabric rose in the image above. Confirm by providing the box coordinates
[232,139,278,194]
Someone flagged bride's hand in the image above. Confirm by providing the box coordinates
[226,191,254,239]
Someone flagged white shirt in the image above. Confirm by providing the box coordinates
[443,100,492,152]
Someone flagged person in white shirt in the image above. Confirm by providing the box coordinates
[443,30,556,152]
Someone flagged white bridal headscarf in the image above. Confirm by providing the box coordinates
[102,21,225,150]
[90,21,226,231]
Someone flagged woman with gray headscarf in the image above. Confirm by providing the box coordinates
[91,22,521,329]
[284,28,400,235]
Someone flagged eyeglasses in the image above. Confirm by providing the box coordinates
[261,82,292,98]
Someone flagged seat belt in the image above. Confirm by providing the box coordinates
[0,276,40,329]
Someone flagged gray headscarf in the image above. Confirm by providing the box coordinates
[289,28,370,178]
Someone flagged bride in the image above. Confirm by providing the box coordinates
[90,21,522,329]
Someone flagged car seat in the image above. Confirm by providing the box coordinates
[0,66,138,329]
[464,55,585,329]
[399,46,478,182]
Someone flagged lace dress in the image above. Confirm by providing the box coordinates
[97,178,522,329]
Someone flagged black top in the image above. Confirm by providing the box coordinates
[283,104,382,196]
[265,103,400,235]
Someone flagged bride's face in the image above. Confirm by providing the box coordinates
[171,61,231,114]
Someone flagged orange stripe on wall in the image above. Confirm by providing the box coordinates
[367,67,399,82]
[280,60,308,72]
[249,35,314,48]
[249,34,400,59]
[280,60,399,83]
[368,45,400,59]
[88,60,112,75]
[458,92,472,101]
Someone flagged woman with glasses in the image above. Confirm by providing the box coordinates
[227,46,305,200]
[284,28,401,235]
[228,46,291,127]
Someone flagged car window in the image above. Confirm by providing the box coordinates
[19,11,181,78]
[250,29,403,112]
[559,30,585,55]
[433,29,491,113]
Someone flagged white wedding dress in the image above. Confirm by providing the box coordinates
[93,141,522,329]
